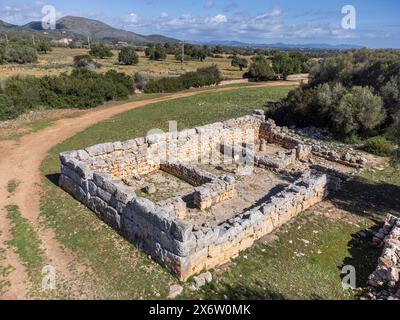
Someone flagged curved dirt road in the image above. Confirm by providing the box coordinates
[0,81,297,299]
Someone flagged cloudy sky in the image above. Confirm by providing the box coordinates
[1,0,399,48]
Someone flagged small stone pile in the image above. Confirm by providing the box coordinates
[368,214,400,300]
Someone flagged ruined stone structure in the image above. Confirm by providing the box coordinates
[59,110,357,281]
[368,214,400,300]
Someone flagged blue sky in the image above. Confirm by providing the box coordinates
[1,0,399,48]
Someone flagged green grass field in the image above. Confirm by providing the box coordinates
[38,85,400,299]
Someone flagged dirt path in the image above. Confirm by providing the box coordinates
[0,81,298,299]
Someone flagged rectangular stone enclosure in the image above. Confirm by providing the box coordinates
[59,110,359,281]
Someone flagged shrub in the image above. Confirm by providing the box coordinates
[363,136,396,156]
[3,76,42,114]
[332,86,385,137]
[3,45,38,64]
[73,55,97,68]
[0,94,18,120]
[272,52,301,79]
[244,55,276,81]
[144,77,184,93]
[143,65,222,93]
[104,70,135,96]
[89,43,113,59]
[180,65,222,88]
[118,47,139,65]
[389,113,400,165]
[36,42,52,54]
[270,84,385,140]
[133,72,154,91]
[0,69,134,120]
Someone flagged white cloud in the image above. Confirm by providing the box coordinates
[160,12,168,18]
[210,14,227,24]
[0,2,63,25]
[127,12,140,24]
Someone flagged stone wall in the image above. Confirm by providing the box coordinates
[59,112,354,281]
[368,214,400,300]
[160,162,236,210]
[176,170,329,279]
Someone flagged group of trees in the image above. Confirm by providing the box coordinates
[145,44,167,61]
[0,68,134,120]
[235,51,314,80]
[175,44,209,62]
[270,49,400,143]
[87,43,140,66]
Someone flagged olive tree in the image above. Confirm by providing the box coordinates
[332,86,385,137]
[231,55,248,71]
[118,47,139,65]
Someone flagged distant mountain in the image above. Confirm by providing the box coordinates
[2,16,179,44]
[0,19,17,29]
[198,40,364,50]
[1,16,364,49]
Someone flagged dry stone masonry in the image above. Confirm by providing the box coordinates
[59,110,360,281]
[368,214,400,300]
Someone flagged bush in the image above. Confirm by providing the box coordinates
[133,72,154,91]
[0,68,135,120]
[73,55,98,68]
[144,77,184,93]
[143,65,222,93]
[36,42,52,54]
[89,43,113,59]
[268,49,400,142]
[2,45,38,64]
[180,65,222,88]
[389,113,400,164]
[0,94,19,120]
[118,47,139,65]
[363,136,396,156]
[270,84,386,140]
[332,86,385,138]
[3,76,42,114]
[244,55,276,81]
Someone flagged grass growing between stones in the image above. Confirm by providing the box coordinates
[38,85,400,299]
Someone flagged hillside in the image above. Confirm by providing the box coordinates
[0,20,17,30]
[1,16,179,44]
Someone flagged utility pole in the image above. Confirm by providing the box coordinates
[181,40,185,70]
[5,34,9,46]
[87,35,91,49]
[32,35,36,46]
